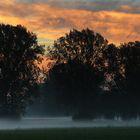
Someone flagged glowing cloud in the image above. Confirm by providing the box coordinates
[0,0,140,46]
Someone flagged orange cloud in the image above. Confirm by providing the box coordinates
[120,5,132,11]
[0,1,140,46]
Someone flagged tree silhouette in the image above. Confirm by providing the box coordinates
[0,24,44,118]
[119,42,140,93]
[45,29,107,119]
[101,41,140,119]
[118,41,140,119]
[48,28,108,65]
[94,44,123,119]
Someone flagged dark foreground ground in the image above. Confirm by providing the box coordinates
[1,127,140,140]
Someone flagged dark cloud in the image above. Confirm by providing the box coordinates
[49,1,140,14]
[17,0,140,13]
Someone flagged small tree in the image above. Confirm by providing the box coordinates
[0,24,44,118]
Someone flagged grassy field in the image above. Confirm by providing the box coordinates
[0,127,140,140]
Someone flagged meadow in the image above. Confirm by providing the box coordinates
[0,127,140,140]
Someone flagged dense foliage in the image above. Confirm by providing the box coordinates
[0,24,44,118]
[44,29,140,120]
[1,24,140,120]
[45,29,109,119]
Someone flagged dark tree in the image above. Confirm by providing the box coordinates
[94,44,123,119]
[118,41,140,119]
[48,28,108,65]
[119,41,140,94]
[102,41,140,119]
[0,24,44,118]
[45,29,107,120]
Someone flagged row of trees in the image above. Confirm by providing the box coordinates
[44,29,140,120]
[0,24,140,120]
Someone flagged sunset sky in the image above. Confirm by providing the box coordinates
[1,0,140,46]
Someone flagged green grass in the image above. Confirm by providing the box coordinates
[1,127,140,140]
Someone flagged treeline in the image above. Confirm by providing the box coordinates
[0,24,140,120]
[44,29,140,120]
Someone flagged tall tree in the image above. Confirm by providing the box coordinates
[48,28,108,65]
[102,41,140,119]
[118,41,140,119]
[45,29,107,119]
[0,24,44,118]
[119,41,140,94]
[94,44,123,119]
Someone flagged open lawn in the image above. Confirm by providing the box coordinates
[0,127,140,140]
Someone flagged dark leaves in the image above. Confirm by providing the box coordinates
[0,24,44,117]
